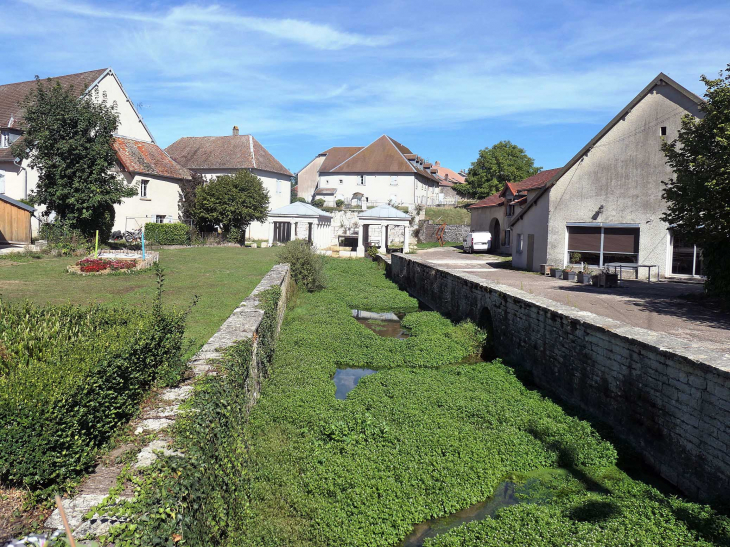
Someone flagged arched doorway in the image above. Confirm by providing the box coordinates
[489,218,501,252]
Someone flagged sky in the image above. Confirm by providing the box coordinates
[3,0,730,175]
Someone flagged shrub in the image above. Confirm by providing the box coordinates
[226,227,245,245]
[367,245,379,258]
[277,239,326,291]
[39,221,91,255]
[313,198,325,208]
[336,199,344,208]
[0,277,187,491]
[294,197,307,203]
[144,222,190,245]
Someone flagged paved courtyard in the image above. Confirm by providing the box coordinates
[414,246,730,353]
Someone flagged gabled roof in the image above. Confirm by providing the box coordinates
[358,203,411,220]
[510,72,704,227]
[318,146,363,172]
[0,69,107,129]
[470,168,561,210]
[326,135,441,183]
[0,193,35,213]
[431,161,466,185]
[113,137,190,180]
[166,135,293,177]
[269,201,332,218]
[469,194,504,209]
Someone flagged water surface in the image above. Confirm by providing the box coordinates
[333,368,377,400]
[352,310,410,339]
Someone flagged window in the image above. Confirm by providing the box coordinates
[140,179,149,198]
[276,180,282,194]
[566,224,640,267]
[516,233,524,254]
[660,126,667,136]
[390,175,398,186]
[155,215,166,224]
[504,229,511,247]
[358,175,366,186]
[339,179,343,185]
[0,132,8,148]
[506,204,515,217]
[0,170,5,194]
[669,232,704,277]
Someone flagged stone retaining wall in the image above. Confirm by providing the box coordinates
[419,221,470,243]
[390,253,730,502]
[44,263,292,539]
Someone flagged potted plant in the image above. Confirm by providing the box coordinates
[562,265,577,281]
[550,267,561,278]
[577,265,593,285]
[595,268,619,288]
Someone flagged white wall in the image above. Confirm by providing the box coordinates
[190,167,291,241]
[512,192,550,271]
[297,155,325,202]
[316,173,440,208]
[114,172,181,233]
[92,73,153,142]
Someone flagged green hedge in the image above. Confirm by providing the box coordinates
[0,296,186,491]
[144,222,191,245]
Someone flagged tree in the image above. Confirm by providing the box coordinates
[179,172,205,225]
[464,141,541,199]
[193,170,270,242]
[662,66,730,301]
[11,77,134,240]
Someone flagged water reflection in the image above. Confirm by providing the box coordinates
[333,368,377,400]
[352,310,410,339]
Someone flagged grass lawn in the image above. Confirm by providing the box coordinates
[0,247,279,359]
[415,240,462,250]
[425,206,471,225]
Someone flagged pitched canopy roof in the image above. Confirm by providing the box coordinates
[0,193,35,213]
[0,69,107,129]
[509,72,704,227]
[269,201,332,218]
[324,135,441,183]
[469,168,562,209]
[113,137,190,180]
[358,203,411,220]
[165,135,293,177]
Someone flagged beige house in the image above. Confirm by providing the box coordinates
[0,68,189,235]
[509,73,704,277]
[297,135,442,210]
[469,169,560,256]
[166,129,293,240]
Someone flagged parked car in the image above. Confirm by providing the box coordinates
[463,231,492,253]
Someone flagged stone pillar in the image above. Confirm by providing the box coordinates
[290,220,297,241]
[357,222,365,257]
[403,223,410,254]
[378,224,387,254]
[268,220,274,246]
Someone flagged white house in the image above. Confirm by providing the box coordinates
[297,135,442,210]
[508,73,704,278]
[0,68,189,235]
[166,128,293,240]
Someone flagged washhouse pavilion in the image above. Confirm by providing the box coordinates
[357,204,412,256]
[267,201,333,248]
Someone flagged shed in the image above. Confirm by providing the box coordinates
[357,204,412,256]
[267,201,333,249]
[0,194,34,244]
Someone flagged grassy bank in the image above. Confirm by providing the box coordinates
[229,259,729,546]
[425,207,471,225]
[0,247,278,359]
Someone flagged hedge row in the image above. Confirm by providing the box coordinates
[144,222,191,245]
[0,296,186,491]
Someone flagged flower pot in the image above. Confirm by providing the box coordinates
[596,272,619,288]
[562,270,576,281]
[577,272,592,285]
[550,268,561,278]
[540,264,554,276]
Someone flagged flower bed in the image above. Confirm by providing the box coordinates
[67,251,159,275]
[78,257,136,273]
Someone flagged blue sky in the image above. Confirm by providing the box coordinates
[3,0,730,175]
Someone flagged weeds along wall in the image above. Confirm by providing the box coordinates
[104,264,291,546]
[390,253,730,503]
[0,296,186,492]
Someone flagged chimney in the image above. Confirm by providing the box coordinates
[232,126,239,136]
[434,160,440,167]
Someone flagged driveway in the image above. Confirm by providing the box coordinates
[414,246,730,353]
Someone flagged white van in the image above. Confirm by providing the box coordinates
[463,231,492,253]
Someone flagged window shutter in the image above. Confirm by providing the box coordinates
[567,226,601,252]
[603,228,639,254]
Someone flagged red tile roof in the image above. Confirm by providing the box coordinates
[431,161,466,185]
[0,69,107,129]
[113,137,190,180]
[469,168,561,209]
[165,135,293,177]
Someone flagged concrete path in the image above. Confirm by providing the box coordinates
[414,247,730,353]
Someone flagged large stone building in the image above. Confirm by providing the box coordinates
[166,129,293,240]
[0,68,190,234]
[297,135,443,209]
[487,73,703,278]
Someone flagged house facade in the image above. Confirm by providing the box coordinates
[0,68,188,235]
[509,73,704,277]
[469,169,560,256]
[166,129,293,240]
[298,136,442,210]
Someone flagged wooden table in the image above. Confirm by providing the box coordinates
[604,263,658,283]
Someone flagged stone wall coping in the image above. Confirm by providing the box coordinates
[392,253,730,377]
